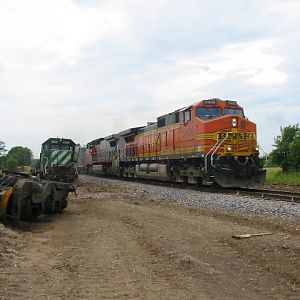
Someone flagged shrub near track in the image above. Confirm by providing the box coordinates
[266,167,300,185]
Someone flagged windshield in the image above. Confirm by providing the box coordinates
[196,107,222,119]
[224,108,243,116]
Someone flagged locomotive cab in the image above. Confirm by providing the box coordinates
[195,99,244,120]
[192,98,265,187]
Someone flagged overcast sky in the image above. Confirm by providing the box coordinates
[1,0,299,158]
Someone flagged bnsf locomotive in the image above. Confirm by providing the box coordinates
[80,98,265,187]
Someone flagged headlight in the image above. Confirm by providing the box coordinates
[255,146,259,151]
[232,117,237,127]
[227,146,232,151]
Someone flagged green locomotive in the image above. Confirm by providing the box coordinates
[40,138,78,183]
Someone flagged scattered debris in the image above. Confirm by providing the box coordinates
[232,233,273,239]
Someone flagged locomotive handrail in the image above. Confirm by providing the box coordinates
[204,142,218,175]
[210,132,229,167]
[44,157,49,174]
[204,132,229,181]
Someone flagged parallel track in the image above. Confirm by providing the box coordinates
[83,174,300,204]
[236,187,300,203]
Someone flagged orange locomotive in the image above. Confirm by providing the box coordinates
[85,98,265,187]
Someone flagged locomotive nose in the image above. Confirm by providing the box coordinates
[231,117,238,127]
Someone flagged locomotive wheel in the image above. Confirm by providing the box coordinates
[197,177,203,186]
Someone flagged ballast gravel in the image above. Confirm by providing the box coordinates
[80,176,300,219]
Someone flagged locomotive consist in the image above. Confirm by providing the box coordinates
[39,138,78,183]
[81,98,265,187]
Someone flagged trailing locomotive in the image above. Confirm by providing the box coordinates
[81,98,265,187]
[39,138,78,183]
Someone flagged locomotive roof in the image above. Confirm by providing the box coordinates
[104,134,120,141]
[42,137,75,146]
[87,138,104,146]
[192,98,241,108]
[119,126,145,137]
[138,123,158,133]
[157,98,241,119]
[86,98,243,145]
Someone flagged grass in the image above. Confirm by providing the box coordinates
[266,167,300,185]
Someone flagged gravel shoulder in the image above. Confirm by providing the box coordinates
[0,175,299,299]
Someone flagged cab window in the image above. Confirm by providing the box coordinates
[196,107,221,119]
[180,110,192,123]
[184,110,191,122]
[224,108,243,116]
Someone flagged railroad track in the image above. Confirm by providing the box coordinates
[173,184,300,203]
[82,174,300,204]
[236,187,300,203]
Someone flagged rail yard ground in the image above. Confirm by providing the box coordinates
[0,176,299,299]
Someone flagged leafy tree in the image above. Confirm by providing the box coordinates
[6,146,33,167]
[0,141,6,155]
[289,135,300,170]
[0,141,7,169]
[269,125,300,171]
[5,156,18,171]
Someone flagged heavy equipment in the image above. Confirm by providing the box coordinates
[0,171,75,222]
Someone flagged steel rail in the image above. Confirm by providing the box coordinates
[235,187,300,203]
[82,174,300,203]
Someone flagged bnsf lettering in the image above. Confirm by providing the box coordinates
[218,132,254,140]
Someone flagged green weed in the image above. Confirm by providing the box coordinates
[266,167,300,185]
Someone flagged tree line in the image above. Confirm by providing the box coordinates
[0,141,33,171]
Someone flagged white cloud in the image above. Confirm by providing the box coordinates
[267,0,300,32]
[0,0,132,68]
[142,40,287,109]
